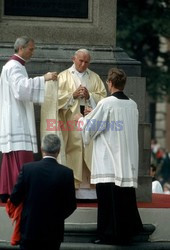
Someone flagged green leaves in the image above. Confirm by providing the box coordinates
[117,0,170,100]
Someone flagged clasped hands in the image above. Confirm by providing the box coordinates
[73,85,90,100]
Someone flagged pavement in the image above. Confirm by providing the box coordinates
[1,241,170,250]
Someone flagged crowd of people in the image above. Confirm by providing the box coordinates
[0,36,144,249]
[150,139,170,194]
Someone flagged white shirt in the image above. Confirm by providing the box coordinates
[43,156,57,161]
[152,180,163,194]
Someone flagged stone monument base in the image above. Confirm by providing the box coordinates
[0,43,151,202]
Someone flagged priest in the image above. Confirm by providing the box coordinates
[0,36,58,202]
[57,49,107,197]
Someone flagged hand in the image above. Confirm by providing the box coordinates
[84,106,93,116]
[44,72,58,81]
[82,87,90,100]
[74,113,83,121]
[73,85,85,99]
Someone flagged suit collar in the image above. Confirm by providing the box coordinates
[42,158,58,163]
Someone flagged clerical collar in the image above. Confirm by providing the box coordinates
[111,91,129,100]
[10,54,26,66]
[71,64,88,77]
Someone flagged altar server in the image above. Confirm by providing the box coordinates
[77,68,143,245]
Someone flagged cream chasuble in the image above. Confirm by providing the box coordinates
[58,66,107,186]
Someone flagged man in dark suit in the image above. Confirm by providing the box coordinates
[9,134,77,250]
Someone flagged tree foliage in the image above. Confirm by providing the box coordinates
[117,0,170,100]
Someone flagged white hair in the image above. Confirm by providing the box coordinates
[14,36,34,53]
[74,49,91,59]
[41,134,61,154]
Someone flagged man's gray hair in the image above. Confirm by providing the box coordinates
[14,36,34,53]
[41,134,61,154]
[74,49,91,59]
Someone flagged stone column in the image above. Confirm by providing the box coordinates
[155,102,166,148]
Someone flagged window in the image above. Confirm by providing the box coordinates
[4,0,88,18]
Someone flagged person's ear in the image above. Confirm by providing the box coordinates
[55,150,60,159]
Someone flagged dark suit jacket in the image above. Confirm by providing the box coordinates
[10,158,77,242]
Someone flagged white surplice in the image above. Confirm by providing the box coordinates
[0,59,45,153]
[79,95,139,188]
